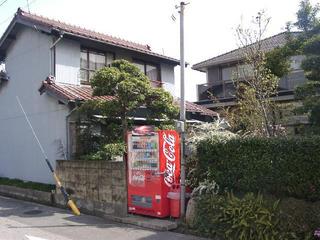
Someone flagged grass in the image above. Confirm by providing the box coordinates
[0,177,55,192]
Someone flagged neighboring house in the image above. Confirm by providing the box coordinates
[0,9,216,184]
[192,32,306,110]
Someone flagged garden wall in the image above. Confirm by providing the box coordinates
[55,160,127,217]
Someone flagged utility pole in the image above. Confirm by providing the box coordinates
[26,0,30,13]
[178,1,187,220]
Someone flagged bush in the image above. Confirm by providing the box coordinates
[194,192,294,240]
[76,121,123,158]
[81,142,126,161]
[186,121,237,189]
[195,136,320,201]
[278,197,320,239]
[0,177,55,192]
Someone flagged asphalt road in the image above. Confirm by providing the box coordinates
[0,195,205,240]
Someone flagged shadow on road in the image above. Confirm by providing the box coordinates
[0,196,207,240]
[0,197,54,218]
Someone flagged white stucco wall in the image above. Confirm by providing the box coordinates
[160,63,175,96]
[55,39,81,85]
[54,40,177,96]
[0,27,69,184]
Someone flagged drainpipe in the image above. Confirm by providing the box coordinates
[50,33,64,76]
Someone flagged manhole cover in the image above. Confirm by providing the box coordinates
[23,209,43,215]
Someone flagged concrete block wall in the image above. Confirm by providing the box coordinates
[55,160,127,217]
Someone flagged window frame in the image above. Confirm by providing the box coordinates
[132,58,161,83]
[80,48,115,84]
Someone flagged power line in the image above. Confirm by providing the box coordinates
[0,0,38,27]
[0,0,8,7]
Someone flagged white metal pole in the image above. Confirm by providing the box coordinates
[179,1,186,219]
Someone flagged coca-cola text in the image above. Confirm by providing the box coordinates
[163,133,176,187]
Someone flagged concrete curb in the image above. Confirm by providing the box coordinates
[54,195,178,231]
[0,185,178,231]
[107,215,178,231]
[0,185,53,205]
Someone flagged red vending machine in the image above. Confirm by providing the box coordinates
[127,126,180,218]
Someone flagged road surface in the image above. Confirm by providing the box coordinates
[0,195,204,240]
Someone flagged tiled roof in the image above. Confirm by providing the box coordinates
[39,79,217,117]
[38,78,115,102]
[192,32,300,71]
[181,100,218,117]
[14,9,179,64]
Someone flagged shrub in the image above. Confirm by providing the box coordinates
[195,136,320,201]
[0,177,55,192]
[191,178,219,197]
[80,142,126,161]
[277,197,320,239]
[186,121,237,188]
[194,192,294,240]
[76,121,123,158]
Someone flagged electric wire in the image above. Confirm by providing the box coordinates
[0,0,38,27]
[0,0,8,8]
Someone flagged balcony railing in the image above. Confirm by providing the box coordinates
[197,82,299,102]
[197,82,236,101]
[198,71,307,102]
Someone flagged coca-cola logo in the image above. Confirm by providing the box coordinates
[131,170,145,186]
[163,133,176,187]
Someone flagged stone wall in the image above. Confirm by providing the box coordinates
[55,160,127,217]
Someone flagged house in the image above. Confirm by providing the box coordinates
[0,9,216,184]
[192,32,306,110]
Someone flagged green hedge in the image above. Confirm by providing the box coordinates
[0,177,55,192]
[196,136,320,201]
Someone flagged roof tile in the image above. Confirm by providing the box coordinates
[16,9,179,64]
[192,32,300,70]
[39,79,217,117]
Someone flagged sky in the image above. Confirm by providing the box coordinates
[0,0,318,101]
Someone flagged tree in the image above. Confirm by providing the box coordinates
[295,0,319,32]
[79,59,179,140]
[292,0,320,132]
[232,12,280,137]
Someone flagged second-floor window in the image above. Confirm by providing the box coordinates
[221,64,254,82]
[80,49,115,84]
[133,60,160,83]
[221,66,237,81]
